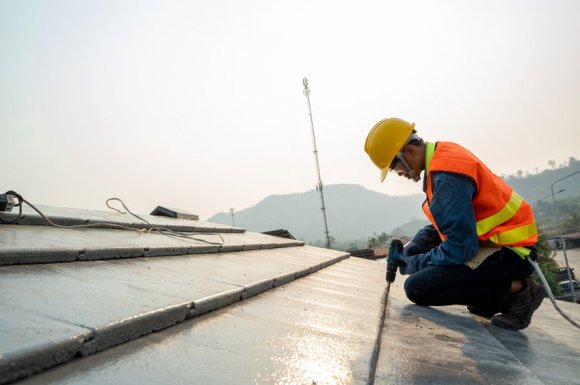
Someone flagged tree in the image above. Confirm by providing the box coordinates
[533,231,560,296]
[548,160,556,169]
[368,232,391,248]
[563,211,579,234]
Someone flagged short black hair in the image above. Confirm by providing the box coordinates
[408,129,424,146]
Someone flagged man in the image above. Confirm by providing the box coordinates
[364,117,545,330]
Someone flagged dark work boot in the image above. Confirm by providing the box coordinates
[491,278,546,330]
[467,306,499,319]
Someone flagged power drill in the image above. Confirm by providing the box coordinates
[386,239,404,292]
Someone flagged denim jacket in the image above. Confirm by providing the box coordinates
[404,171,478,272]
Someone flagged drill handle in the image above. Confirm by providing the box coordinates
[386,239,404,283]
[387,239,404,264]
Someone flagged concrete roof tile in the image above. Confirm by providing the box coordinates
[0,225,304,265]
[13,258,385,385]
[0,231,347,384]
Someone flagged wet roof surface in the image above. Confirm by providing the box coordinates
[1,206,579,385]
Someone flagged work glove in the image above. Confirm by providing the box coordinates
[393,247,417,275]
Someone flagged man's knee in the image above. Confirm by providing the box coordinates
[404,275,428,305]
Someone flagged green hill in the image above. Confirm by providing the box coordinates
[391,219,430,238]
[503,158,580,203]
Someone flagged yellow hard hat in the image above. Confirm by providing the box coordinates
[364,118,415,182]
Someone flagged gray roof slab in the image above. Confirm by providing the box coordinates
[190,287,244,317]
[0,248,347,327]
[243,282,383,338]
[0,305,92,385]
[18,341,268,385]
[482,300,580,385]
[227,231,305,247]
[0,225,304,265]
[78,302,192,356]
[289,274,382,308]
[527,297,580,349]
[15,257,386,385]
[1,245,348,383]
[374,276,580,385]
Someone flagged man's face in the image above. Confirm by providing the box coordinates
[390,145,422,182]
[390,157,413,180]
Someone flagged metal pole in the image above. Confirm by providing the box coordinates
[534,189,564,232]
[551,169,580,302]
[302,77,331,248]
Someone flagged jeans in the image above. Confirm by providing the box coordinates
[403,247,534,311]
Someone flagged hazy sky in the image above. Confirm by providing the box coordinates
[2,0,579,220]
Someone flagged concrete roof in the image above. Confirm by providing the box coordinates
[1,206,579,384]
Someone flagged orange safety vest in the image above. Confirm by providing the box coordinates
[422,141,537,257]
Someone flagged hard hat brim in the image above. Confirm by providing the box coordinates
[380,167,389,183]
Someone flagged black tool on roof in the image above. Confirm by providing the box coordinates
[386,239,404,292]
[150,206,199,221]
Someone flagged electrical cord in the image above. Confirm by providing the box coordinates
[1,190,224,246]
[104,198,224,245]
[529,259,580,329]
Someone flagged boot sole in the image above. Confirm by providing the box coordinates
[491,318,523,330]
[467,306,497,318]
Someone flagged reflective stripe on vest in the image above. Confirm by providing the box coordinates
[507,246,532,257]
[488,222,537,245]
[476,190,523,236]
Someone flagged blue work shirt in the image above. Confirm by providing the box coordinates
[404,171,479,272]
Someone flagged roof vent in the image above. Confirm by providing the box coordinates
[150,206,199,221]
[262,229,295,240]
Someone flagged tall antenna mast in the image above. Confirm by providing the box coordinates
[302,77,331,249]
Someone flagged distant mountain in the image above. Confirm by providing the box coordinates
[208,162,580,245]
[503,159,580,204]
[208,184,425,244]
[391,219,430,238]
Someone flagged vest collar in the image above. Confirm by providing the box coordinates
[421,142,436,193]
[425,141,436,175]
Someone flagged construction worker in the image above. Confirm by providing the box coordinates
[364,117,545,330]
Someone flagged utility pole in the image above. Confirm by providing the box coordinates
[302,77,331,249]
[534,189,564,232]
